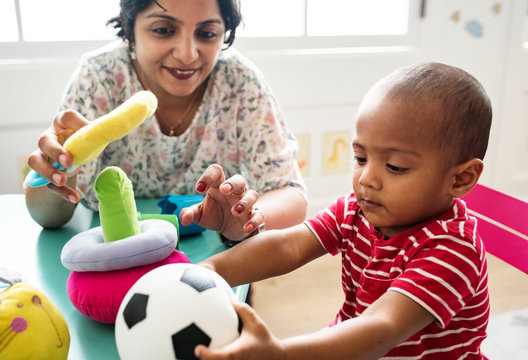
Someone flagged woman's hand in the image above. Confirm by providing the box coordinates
[26,110,89,202]
[179,164,264,240]
[195,299,286,360]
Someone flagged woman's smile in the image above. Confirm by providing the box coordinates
[165,66,198,80]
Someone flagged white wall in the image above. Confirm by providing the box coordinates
[1,0,527,212]
[239,0,528,212]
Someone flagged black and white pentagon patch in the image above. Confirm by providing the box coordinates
[180,268,216,292]
[172,323,211,360]
[123,293,149,329]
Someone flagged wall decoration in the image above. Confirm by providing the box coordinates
[322,131,350,176]
[451,2,503,39]
[465,19,484,38]
[295,133,310,177]
[491,3,502,15]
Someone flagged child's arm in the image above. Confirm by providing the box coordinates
[198,222,436,360]
[196,290,434,360]
[199,223,326,288]
[282,290,434,359]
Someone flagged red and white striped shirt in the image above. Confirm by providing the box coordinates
[305,193,489,359]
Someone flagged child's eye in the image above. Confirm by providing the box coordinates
[387,164,407,173]
[354,156,366,165]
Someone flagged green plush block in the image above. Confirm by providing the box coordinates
[94,166,141,242]
[137,212,180,249]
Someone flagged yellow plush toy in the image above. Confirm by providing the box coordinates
[25,90,158,187]
[0,283,70,360]
[64,90,158,165]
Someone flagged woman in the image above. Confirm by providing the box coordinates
[25,0,307,242]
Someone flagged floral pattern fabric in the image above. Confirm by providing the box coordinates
[60,41,306,210]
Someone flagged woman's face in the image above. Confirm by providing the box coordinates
[133,0,225,98]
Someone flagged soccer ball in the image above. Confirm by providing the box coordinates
[115,263,241,360]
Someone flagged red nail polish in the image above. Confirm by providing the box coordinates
[235,204,244,213]
[196,182,206,192]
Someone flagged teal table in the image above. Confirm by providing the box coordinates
[0,194,247,359]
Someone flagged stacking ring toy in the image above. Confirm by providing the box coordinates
[61,219,177,272]
[66,251,190,324]
[61,165,189,324]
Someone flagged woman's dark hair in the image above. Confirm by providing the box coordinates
[107,0,242,48]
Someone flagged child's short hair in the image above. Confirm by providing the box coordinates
[382,62,492,164]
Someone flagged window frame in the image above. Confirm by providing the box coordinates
[0,0,422,61]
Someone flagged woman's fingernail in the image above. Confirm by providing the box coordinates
[58,154,68,168]
[68,195,77,203]
[245,224,255,232]
[235,204,244,213]
[196,182,206,192]
[51,173,62,185]
[221,183,232,193]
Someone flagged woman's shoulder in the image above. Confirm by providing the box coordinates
[62,41,139,113]
[216,47,252,68]
[214,48,266,85]
[79,41,131,70]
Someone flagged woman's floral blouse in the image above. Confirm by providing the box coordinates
[60,41,306,210]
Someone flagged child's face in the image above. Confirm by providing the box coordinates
[352,91,456,238]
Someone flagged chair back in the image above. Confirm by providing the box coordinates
[461,183,528,274]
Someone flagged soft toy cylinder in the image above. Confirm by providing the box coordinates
[94,166,141,242]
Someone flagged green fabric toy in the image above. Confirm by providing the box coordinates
[94,166,141,242]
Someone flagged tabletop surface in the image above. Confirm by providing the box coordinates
[0,194,246,359]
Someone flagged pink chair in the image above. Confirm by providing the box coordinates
[462,183,528,274]
[461,183,528,360]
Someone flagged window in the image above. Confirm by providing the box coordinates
[524,13,528,49]
[238,0,409,37]
[238,0,306,37]
[236,0,415,52]
[1,0,118,42]
[19,0,119,41]
[0,1,18,42]
[0,0,416,59]
[306,0,409,36]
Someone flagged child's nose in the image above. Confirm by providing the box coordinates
[358,165,381,189]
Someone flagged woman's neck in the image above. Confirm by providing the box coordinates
[155,83,207,136]
[132,59,208,136]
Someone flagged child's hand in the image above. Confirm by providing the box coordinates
[195,299,285,360]
[179,164,264,240]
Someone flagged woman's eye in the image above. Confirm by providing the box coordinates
[152,27,174,36]
[197,30,218,40]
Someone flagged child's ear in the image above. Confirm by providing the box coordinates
[449,158,484,198]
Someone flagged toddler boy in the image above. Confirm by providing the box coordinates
[197,62,492,360]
